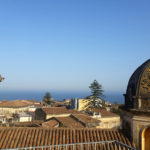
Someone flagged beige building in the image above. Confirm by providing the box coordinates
[0,100,41,117]
[35,107,82,120]
[87,107,120,129]
[77,99,90,111]
[71,98,104,111]
[122,111,150,150]
[71,98,91,111]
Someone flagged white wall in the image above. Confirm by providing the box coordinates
[19,116,32,122]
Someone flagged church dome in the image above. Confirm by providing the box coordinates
[125,59,150,110]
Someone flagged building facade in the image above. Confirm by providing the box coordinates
[122,59,150,150]
[0,100,40,117]
[35,107,82,120]
[71,98,90,111]
[87,108,120,129]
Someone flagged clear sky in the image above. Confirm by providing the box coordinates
[0,0,150,95]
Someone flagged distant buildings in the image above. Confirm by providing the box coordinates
[0,100,40,115]
[0,100,41,124]
[35,107,81,120]
[0,60,144,150]
[71,98,112,111]
[71,98,90,111]
[70,98,119,129]
[71,98,104,111]
[45,114,100,128]
[34,106,120,129]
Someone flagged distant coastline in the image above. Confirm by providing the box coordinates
[0,91,124,104]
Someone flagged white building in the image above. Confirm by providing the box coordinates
[18,113,32,122]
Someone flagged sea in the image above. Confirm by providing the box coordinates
[0,91,125,104]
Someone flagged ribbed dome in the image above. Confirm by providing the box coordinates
[125,59,150,110]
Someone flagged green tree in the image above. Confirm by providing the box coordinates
[89,80,104,107]
[43,92,52,105]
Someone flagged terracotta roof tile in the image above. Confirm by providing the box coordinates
[13,120,44,127]
[46,114,100,128]
[0,127,135,150]
[42,120,59,128]
[72,114,100,124]
[0,100,39,108]
[54,116,84,128]
[52,102,66,107]
[42,107,81,115]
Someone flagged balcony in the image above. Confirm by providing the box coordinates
[1,140,136,150]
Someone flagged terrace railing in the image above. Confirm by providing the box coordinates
[0,140,136,150]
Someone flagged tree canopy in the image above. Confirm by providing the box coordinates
[89,80,104,98]
[89,80,104,107]
[42,92,52,105]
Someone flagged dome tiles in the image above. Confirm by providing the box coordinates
[125,59,150,110]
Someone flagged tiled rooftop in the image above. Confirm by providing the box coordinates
[42,107,81,115]
[43,114,100,128]
[42,120,59,128]
[89,108,119,117]
[54,116,84,128]
[0,127,135,149]
[0,100,39,108]
[72,114,100,124]
[13,120,44,127]
[51,102,66,107]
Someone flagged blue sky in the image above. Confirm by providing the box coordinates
[0,0,150,95]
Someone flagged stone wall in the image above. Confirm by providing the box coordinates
[141,99,150,109]
[35,108,46,120]
[122,110,150,150]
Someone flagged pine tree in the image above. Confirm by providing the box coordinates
[43,92,52,105]
[89,80,104,107]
